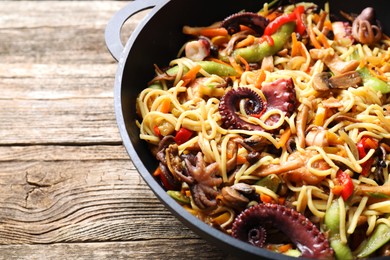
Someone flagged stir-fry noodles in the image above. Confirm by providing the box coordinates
[136,1,390,258]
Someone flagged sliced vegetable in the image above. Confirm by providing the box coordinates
[153,125,161,137]
[276,128,291,149]
[235,35,255,49]
[324,200,354,259]
[154,167,176,191]
[174,127,193,145]
[254,174,281,193]
[167,190,190,204]
[263,6,305,36]
[264,12,296,36]
[336,170,354,201]
[325,200,341,235]
[167,61,237,77]
[357,136,378,177]
[308,25,322,49]
[182,25,228,37]
[330,239,354,260]
[159,98,171,113]
[149,82,163,89]
[211,212,231,225]
[181,64,202,86]
[284,249,301,257]
[260,193,273,203]
[232,22,295,63]
[294,6,306,35]
[357,223,390,258]
[357,66,390,94]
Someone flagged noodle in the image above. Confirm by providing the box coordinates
[135,1,390,258]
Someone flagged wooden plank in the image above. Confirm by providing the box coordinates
[0,145,229,259]
[0,1,148,64]
[0,1,230,259]
[0,98,120,145]
[0,1,145,144]
[0,146,177,243]
[0,242,228,260]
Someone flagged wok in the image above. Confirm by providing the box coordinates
[105,0,390,259]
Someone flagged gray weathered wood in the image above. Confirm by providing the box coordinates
[0,1,230,259]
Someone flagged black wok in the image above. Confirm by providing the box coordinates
[105,1,390,259]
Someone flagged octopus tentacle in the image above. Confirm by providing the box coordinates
[231,203,334,259]
[219,87,264,131]
[221,12,269,35]
[185,152,222,209]
[261,78,297,125]
[218,78,298,131]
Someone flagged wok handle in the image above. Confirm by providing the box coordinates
[105,0,165,61]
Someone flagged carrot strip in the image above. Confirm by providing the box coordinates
[312,13,320,23]
[308,26,322,49]
[235,35,255,49]
[239,24,257,34]
[260,193,273,203]
[323,20,333,31]
[212,212,231,225]
[228,56,243,75]
[277,128,291,149]
[183,25,228,37]
[237,54,250,72]
[265,11,280,22]
[153,167,162,177]
[318,33,330,48]
[278,244,292,253]
[159,98,171,113]
[181,64,202,86]
[381,143,390,153]
[291,32,300,57]
[236,154,248,165]
[199,27,228,37]
[299,42,308,59]
[369,67,388,81]
[255,70,266,89]
[183,205,197,216]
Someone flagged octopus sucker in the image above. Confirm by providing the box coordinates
[219,87,264,131]
[231,203,334,259]
[261,78,297,119]
[218,78,298,131]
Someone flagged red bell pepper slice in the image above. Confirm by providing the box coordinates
[154,167,176,191]
[294,5,306,35]
[260,35,275,46]
[264,12,296,36]
[264,6,306,36]
[336,170,354,201]
[174,127,193,145]
[357,137,378,176]
[153,125,161,137]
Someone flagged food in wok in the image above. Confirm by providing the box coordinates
[135,0,390,258]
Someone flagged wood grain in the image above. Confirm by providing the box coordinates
[0,1,230,259]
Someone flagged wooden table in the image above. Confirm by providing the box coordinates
[0,1,231,259]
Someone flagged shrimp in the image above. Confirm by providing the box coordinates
[254,150,327,185]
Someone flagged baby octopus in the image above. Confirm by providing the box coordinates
[221,12,269,35]
[156,136,222,210]
[218,78,297,131]
[231,203,334,259]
